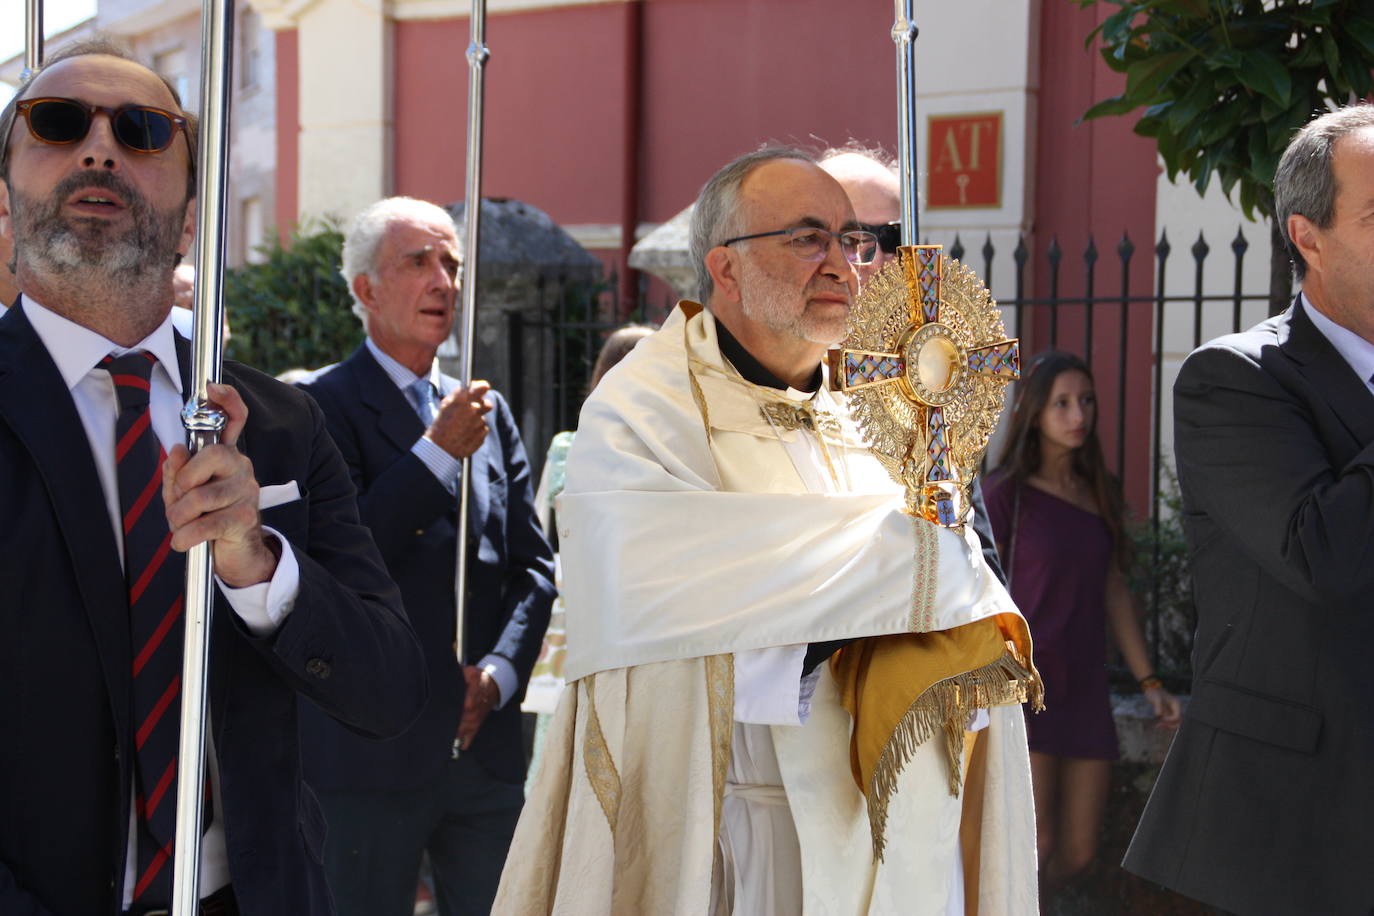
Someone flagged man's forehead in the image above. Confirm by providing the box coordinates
[382,215,460,253]
[25,54,179,110]
[1329,126,1374,210]
[739,159,855,226]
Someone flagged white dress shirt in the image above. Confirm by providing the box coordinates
[22,297,301,907]
[1301,292,1374,397]
[363,337,518,708]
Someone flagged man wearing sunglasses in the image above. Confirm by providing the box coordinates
[0,40,427,916]
[496,148,1037,914]
[821,144,1009,592]
[819,146,903,282]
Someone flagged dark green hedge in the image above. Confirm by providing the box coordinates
[224,222,362,378]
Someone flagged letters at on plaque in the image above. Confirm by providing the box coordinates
[926,112,1002,210]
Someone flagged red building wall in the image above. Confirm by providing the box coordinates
[274,29,299,238]
[1033,0,1158,512]
[392,0,898,235]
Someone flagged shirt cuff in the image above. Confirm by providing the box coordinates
[478,654,518,709]
[216,527,300,637]
[732,645,808,725]
[412,436,462,494]
[797,665,822,724]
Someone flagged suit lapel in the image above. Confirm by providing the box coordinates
[0,305,132,739]
[1281,297,1374,448]
[351,346,428,454]
[174,332,251,456]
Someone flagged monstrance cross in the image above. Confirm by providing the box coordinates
[829,245,1020,527]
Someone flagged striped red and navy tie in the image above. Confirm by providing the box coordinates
[102,351,205,906]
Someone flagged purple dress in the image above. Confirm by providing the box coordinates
[984,472,1120,760]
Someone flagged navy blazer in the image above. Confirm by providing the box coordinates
[1125,298,1374,914]
[298,344,555,790]
[0,305,427,916]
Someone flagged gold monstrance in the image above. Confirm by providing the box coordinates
[829,245,1020,527]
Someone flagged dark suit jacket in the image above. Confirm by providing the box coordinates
[1124,299,1374,915]
[0,305,427,916]
[298,344,555,790]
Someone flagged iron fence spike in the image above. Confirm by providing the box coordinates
[1231,226,1249,255]
[1118,230,1135,262]
[1191,230,1210,261]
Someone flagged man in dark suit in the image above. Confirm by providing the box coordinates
[298,197,555,916]
[0,42,427,915]
[1125,105,1374,914]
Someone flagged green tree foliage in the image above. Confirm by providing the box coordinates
[1075,0,1374,312]
[224,222,363,377]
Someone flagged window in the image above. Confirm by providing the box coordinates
[152,48,189,105]
[238,8,262,92]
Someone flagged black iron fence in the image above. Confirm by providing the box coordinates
[513,224,1278,681]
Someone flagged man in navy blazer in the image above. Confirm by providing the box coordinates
[298,197,555,916]
[0,43,426,915]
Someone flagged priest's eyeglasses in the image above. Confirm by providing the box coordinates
[15,97,189,154]
[721,226,880,266]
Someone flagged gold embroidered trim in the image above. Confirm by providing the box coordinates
[685,320,716,450]
[866,648,1041,861]
[582,676,622,836]
[756,401,843,439]
[704,654,734,842]
[908,515,939,632]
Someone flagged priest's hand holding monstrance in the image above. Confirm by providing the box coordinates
[827,244,1036,862]
[829,244,1020,525]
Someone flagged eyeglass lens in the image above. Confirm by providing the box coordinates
[788,227,878,266]
[28,100,177,152]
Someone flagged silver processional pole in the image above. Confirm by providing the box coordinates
[892,0,919,246]
[170,0,234,908]
[452,0,489,758]
[21,0,43,80]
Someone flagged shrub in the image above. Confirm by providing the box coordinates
[224,221,362,377]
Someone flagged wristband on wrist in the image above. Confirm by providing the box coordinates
[1138,674,1164,691]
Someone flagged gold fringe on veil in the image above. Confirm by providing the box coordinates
[832,615,1043,861]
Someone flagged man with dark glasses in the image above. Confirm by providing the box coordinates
[821,143,1008,593]
[820,145,904,281]
[0,39,426,916]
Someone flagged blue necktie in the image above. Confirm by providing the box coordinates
[411,377,441,427]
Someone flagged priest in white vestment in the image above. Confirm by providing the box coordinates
[495,148,1040,915]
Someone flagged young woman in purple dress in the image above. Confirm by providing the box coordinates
[984,352,1181,890]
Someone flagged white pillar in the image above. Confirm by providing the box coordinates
[295,0,392,222]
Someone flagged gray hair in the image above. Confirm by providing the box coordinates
[341,196,460,322]
[1275,104,1374,280]
[688,145,815,303]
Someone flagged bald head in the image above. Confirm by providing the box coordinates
[819,151,900,226]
